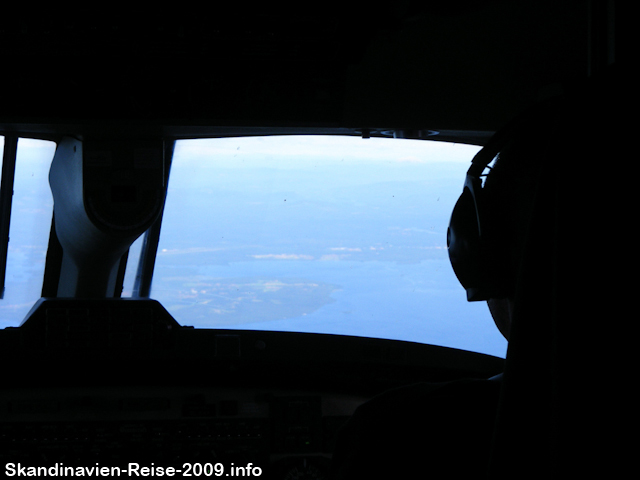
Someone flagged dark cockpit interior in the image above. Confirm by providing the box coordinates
[0,1,621,478]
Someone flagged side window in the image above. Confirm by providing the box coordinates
[0,137,56,327]
[121,234,145,297]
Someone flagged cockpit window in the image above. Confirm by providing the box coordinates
[151,136,507,357]
[0,137,56,326]
[0,134,507,357]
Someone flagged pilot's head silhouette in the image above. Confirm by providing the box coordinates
[447,100,553,341]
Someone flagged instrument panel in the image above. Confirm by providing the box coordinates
[0,298,503,479]
[1,386,365,479]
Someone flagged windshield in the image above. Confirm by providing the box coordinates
[0,134,507,358]
[0,137,56,324]
[147,136,507,357]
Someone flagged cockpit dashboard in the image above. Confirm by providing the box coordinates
[0,298,502,477]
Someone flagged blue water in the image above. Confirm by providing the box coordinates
[152,257,507,358]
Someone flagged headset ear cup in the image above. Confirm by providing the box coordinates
[448,178,484,299]
[448,173,509,301]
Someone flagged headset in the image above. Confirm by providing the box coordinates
[446,98,558,302]
[446,136,507,302]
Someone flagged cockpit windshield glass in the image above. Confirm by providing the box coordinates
[152,136,507,357]
[0,137,56,326]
